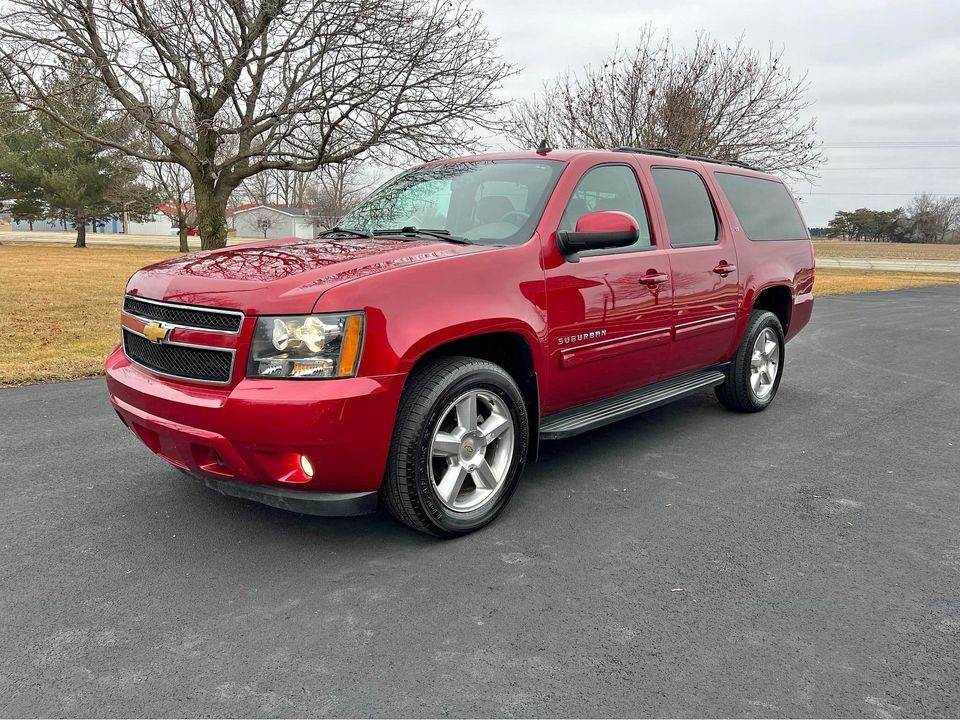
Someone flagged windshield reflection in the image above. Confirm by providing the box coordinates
[341,160,565,246]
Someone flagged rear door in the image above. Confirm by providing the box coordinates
[647,164,741,377]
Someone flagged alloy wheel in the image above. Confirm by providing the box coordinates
[428,389,515,512]
[750,327,780,399]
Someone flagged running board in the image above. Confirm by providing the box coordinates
[539,367,728,440]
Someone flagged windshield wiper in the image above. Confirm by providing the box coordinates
[372,227,471,245]
[318,227,374,239]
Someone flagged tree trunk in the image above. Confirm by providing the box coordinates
[178,222,189,253]
[194,180,231,250]
[74,220,87,248]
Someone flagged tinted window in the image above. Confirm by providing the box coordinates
[559,165,652,251]
[650,168,718,247]
[716,173,808,241]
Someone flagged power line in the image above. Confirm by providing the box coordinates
[820,167,960,171]
[802,192,958,196]
[823,141,960,148]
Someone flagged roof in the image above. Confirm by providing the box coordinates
[156,202,193,218]
[231,204,318,217]
[419,148,774,179]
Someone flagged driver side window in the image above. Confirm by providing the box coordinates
[559,165,653,252]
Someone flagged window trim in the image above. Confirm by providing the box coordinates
[650,165,723,250]
[557,162,658,257]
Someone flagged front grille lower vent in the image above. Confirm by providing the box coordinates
[122,329,234,383]
[123,296,243,333]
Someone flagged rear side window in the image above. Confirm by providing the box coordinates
[715,173,807,241]
[559,164,652,251]
[650,168,718,247]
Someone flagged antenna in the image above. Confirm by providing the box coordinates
[536,138,552,155]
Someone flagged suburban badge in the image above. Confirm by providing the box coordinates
[558,329,607,345]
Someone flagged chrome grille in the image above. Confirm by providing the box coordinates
[122,329,234,384]
[123,296,243,333]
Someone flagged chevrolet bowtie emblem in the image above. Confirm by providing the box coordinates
[143,322,171,343]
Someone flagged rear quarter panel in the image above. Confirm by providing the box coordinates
[704,169,815,343]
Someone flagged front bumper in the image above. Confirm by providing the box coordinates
[105,346,405,512]
[190,472,377,516]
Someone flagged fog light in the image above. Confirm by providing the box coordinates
[299,454,315,478]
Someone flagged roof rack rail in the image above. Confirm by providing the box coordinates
[610,146,756,170]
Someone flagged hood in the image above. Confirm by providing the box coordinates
[125,236,489,315]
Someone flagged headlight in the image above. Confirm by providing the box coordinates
[248,312,364,379]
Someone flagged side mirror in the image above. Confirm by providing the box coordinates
[556,211,639,262]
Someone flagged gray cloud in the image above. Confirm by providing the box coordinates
[478,0,960,225]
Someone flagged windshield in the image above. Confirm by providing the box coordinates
[340,160,565,246]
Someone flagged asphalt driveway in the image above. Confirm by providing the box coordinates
[1,287,958,717]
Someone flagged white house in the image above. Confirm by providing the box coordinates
[232,205,318,240]
[127,211,178,236]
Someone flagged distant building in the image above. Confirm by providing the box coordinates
[232,205,320,239]
[10,203,185,236]
[11,217,122,233]
[128,210,178,236]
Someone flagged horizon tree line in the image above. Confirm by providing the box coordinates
[824,197,960,244]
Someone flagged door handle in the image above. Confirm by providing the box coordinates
[640,272,668,286]
[713,262,736,276]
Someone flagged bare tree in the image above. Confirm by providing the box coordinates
[510,29,821,178]
[0,0,513,249]
[305,162,369,231]
[901,194,960,243]
[272,168,312,207]
[147,161,195,252]
[237,166,312,207]
[252,211,275,238]
[243,171,275,207]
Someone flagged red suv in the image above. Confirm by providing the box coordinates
[106,148,814,536]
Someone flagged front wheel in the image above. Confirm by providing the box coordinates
[715,311,785,412]
[381,356,529,537]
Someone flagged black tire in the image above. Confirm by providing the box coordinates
[381,356,529,537]
[715,310,785,413]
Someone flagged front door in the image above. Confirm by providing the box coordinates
[647,165,741,377]
[542,162,674,413]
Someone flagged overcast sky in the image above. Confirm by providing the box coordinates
[475,0,960,226]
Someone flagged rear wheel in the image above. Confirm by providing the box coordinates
[381,356,529,536]
[715,311,785,412]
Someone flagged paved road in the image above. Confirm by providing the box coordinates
[816,256,960,274]
[1,231,254,249]
[2,288,959,717]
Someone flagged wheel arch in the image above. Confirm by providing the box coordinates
[749,283,793,336]
[404,329,542,461]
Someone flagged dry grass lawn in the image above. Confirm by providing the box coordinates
[814,240,960,261]
[814,268,960,297]
[1,242,960,386]
[0,244,177,386]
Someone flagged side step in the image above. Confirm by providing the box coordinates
[539,367,727,440]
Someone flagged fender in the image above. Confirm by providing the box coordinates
[398,318,546,375]
[313,239,549,378]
